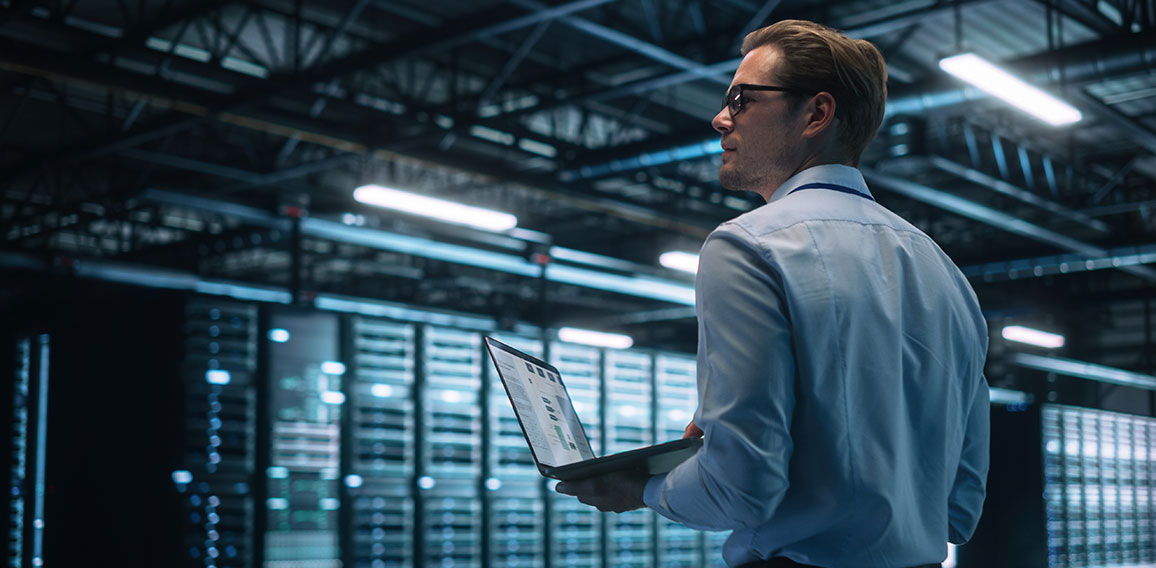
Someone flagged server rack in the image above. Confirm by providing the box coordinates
[264,309,344,568]
[422,326,484,479]
[548,342,604,568]
[603,350,655,568]
[423,479,484,568]
[421,326,485,567]
[7,334,48,568]
[345,318,416,568]
[488,479,546,567]
[180,300,259,568]
[171,298,741,568]
[964,403,1156,568]
[654,354,707,568]
[1041,405,1156,568]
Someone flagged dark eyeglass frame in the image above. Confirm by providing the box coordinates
[723,83,816,117]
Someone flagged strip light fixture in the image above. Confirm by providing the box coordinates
[1011,353,1156,390]
[659,251,700,274]
[353,184,517,232]
[558,327,634,349]
[938,53,1082,126]
[1001,325,1065,349]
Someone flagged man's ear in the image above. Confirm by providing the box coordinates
[800,91,837,139]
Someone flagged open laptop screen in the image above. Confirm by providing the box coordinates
[489,342,596,467]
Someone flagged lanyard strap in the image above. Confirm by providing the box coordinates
[788,182,874,201]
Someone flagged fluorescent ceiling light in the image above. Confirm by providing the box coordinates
[938,53,1082,126]
[660,251,700,274]
[988,387,1030,405]
[353,184,517,232]
[558,327,634,349]
[1001,325,1065,349]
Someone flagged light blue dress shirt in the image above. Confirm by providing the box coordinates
[644,165,990,567]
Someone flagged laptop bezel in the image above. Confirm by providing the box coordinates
[483,336,599,476]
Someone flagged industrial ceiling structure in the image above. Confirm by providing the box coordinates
[2,0,1155,391]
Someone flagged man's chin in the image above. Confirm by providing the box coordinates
[717,170,746,191]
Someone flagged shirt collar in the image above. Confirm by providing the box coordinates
[766,164,872,204]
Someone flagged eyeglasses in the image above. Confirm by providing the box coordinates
[722,83,815,117]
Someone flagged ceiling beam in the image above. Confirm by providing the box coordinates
[861,166,1156,282]
[0,0,618,181]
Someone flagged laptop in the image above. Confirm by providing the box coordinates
[484,336,702,481]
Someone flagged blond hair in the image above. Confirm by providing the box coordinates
[742,20,887,161]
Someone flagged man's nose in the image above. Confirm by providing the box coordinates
[712,107,732,134]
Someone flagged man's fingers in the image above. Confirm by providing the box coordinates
[555,479,596,495]
[683,420,704,439]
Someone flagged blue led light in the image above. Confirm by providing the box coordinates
[418,476,436,490]
[320,391,346,404]
[171,470,193,484]
[321,361,346,375]
[344,474,364,488]
[205,370,230,385]
[267,329,290,342]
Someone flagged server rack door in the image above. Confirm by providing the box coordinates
[181,299,260,568]
[487,479,545,568]
[346,317,416,568]
[421,326,484,568]
[265,309,344,568]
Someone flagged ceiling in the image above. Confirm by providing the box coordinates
[2,0,1155,374]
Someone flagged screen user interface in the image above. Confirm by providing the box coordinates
[490,346,596,467]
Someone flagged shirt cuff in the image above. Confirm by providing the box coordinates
[644,472,671,515]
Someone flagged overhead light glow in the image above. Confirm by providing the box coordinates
[558,327,633,349]
[353,184,517,232]
[371,384,394,398]
[1001,325,1065,349]
[320,391,346,404]
[660,251,700,274]
[321,361,346,375]
[939,53,1082,126]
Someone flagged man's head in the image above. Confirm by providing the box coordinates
[712,20,887,199]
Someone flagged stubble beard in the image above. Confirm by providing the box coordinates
[718,160,757,192]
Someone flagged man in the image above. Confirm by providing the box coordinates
[556,20,990,568]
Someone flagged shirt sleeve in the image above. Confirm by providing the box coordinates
[644,227,796,531]
[947,373,990,543]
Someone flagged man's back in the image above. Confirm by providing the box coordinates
[645,166,990,567]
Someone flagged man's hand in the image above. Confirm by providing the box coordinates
[555,469,651,513]
[683,420,703,439]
